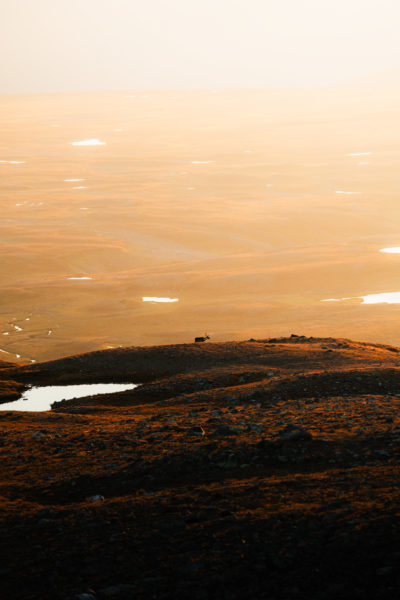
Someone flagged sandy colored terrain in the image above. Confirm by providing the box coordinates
[0,337,400,598]
[2,88,400,362]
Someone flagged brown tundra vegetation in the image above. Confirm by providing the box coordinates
[0,336,400,599]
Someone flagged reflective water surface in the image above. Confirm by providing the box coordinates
[0,383,138,412]
[323,292,400,305]
[142,297,179,303]
[380,248,400,254]
[71,139,106,146]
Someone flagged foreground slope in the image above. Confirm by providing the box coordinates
[0,336,400,599]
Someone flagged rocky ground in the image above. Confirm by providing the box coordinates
[0,336,400,599]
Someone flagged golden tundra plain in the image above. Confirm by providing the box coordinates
[2,87,400,363]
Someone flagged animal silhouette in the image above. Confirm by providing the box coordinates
[194,334,210,343]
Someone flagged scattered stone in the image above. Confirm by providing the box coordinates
[215,424,243,436]
[216,460,237,469]
[247,424,264,433]
[374,450,390,458]
[98,584,136,598]
[31,431,49,440]
[87,495,104,503]
[37,518,52,528]
[278,425,312,441]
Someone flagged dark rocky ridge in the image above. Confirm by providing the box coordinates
[0,336,400,599]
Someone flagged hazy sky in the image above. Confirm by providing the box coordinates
[1,0,400,93]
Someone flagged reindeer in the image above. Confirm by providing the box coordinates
[194,334,210,343]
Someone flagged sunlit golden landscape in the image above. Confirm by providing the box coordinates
[2,85,400,362]
[4,1,400,598]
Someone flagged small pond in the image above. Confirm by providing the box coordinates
[0,383,138,412]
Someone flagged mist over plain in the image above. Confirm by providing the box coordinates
[2,86,400,362]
